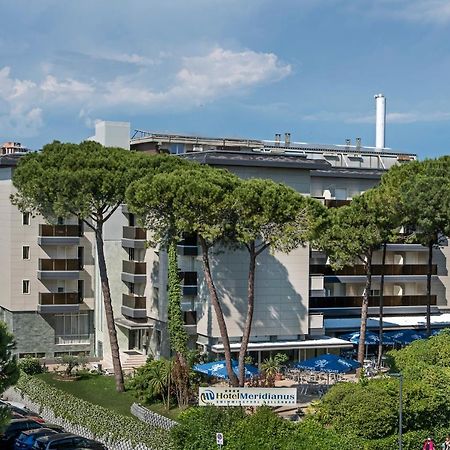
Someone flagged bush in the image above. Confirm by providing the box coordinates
[315,378,399,439]
[227,406,294,450]
[17,374,172,449]
[18,357,43,375]
[170,406,245,450]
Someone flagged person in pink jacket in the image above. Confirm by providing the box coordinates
[423,437,435,450]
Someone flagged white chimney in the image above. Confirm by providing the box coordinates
[374,94,386,150]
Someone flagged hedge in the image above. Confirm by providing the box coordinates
[16,374,173,450]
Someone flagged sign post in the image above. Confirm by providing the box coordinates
[216,432,224,449]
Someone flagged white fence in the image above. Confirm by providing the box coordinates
[130,403,177,430]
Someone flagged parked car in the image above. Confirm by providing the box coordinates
[0,418,43,449]
[14,428,60,450]
[0,401,45,423]
[33,433,107,450]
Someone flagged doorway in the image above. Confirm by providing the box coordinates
[129,329,146,353]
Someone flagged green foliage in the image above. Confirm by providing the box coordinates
[226,406,294,450]
[126,358,172,405]
[59,354,87,377]
[230,178,321,253]
[0,321,20,392]
[17,374,172,449]
[167,241,188,356]
[18,357,44,375]
[171,406,245,450]
[315,378,399,439]
[260,356,280,387]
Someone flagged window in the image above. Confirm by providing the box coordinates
[22,212,30,225]
[55,313,90,345]
[22,246,30,260]
[128,247,135,261]
[22,280,30,294]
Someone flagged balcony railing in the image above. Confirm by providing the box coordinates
[182,285,198,296]
[310,264,437,276]
[177,245,199,256]
[39,292,80,306]
[310,295,437,309]
[122,226,147,240]
[39,224,81,237]
[122,260,147,274]
[38,259,81,271]
[122,294,146,309]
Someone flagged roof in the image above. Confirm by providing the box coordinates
[312,168,386,179]
[182,150,332,170]
[211,336,353,353]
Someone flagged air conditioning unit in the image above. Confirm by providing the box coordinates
[193,145,203,152]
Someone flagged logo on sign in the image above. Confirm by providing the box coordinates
[216,433,224,445]
[200,389,216,403]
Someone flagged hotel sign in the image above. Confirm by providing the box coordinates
[198,387,297,407]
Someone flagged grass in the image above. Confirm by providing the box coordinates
[37,372,183,420]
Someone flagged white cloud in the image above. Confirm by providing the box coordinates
[0,47,291,137]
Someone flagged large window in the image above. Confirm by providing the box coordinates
[55,313,90,345]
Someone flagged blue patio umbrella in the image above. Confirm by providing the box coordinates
[385,329,425,345]
[193,360,259,379]
[340,330,395,345]
[294,354,360,374]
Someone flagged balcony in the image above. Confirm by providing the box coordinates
[122,226,147,249]
[310,264,437,277]
[121,260,147,284]
[183,311,197,335]
[38,292,81,313]
[37,259,81,280]
[121,294,147,319]
[177,245,199,256]
[38,224,81,246]
[310,295,437,309]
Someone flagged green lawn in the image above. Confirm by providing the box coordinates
[37,372,182,420]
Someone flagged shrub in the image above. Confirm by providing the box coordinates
[315,378,399,439]
[226,406,294,450]
[17,374,172,449]
[18,357,43,375]
[170,406,245,450]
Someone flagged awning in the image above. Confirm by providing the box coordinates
[325,313,450,332]
[114,317,153,330]
[211,336,353,353]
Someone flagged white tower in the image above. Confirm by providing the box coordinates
[374,94,386,150]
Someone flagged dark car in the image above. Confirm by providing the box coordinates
[0,401,45,423]
[33,433,106,450]
[0,418,43,449]
[14,428,60,450]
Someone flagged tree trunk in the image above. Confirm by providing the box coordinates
[377,242,387,368]
[426,240,433,337]
[238,242,256,386]
[199,237,239,387]
[357,253,372,372]
[95,227,125,392]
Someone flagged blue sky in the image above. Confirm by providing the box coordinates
[1,0,450,158]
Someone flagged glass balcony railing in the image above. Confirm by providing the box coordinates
[310,264,437,276]
[39,224,81,237]
[310,295,437,308]
[122,260,147,275]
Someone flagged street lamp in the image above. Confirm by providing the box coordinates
[389,373,403,450]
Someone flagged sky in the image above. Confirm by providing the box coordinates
[1,0,450,159]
